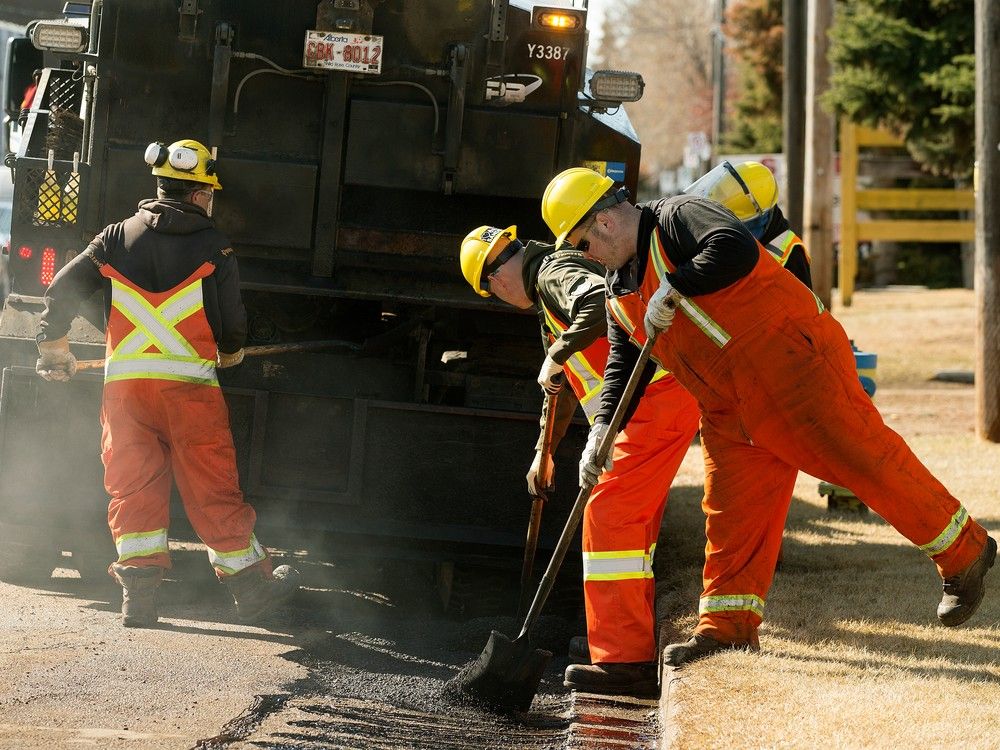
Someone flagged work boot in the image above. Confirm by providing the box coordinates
[568,635,590,664]
[564,662,659,698]
[224,563,300,623]
[938,535,997,627]
[662,633,759,668]
[110,563,162,628]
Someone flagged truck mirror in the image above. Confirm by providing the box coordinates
[4,37,44,120]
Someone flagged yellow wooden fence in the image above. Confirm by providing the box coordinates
[838,118,974,305]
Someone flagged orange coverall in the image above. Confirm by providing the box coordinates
[536,256,699,664]
[607,226,988,644]
[98,262,267,577]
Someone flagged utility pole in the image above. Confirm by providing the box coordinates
[975,0,1000,441]
[711,0,727,159]
[783,0,807,230]
[802,0,835,308]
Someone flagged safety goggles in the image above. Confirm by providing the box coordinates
[479,237,524,294]
[573,186,630,253]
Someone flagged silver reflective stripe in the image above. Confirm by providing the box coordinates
[116,528,169,562]
[699,594,766,618]
[160,286,204,323]
[919,506,969,557]
[677,298,731,348]
[110,280,193,356]
[583,549,653,581]
[565,352,603,424]
[648,231,731,348]
[208,534,267,575]
[105,356,216,383]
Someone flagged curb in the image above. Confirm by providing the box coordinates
[657,662,683,749]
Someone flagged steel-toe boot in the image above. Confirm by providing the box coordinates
[223,563,300,623]
[568,635,590,664]
[110,563,162,628]
[662,632,759,668]
[563,661,659,698]
[938,535,997,627]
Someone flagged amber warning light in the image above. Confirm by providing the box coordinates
[537,11,582,30]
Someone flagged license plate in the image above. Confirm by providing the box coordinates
[303,30,383,74]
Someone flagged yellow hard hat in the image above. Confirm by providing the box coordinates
[683,160,777,220]
[542,168,614,245]
[460,225,518,298]
[144,139,222,190]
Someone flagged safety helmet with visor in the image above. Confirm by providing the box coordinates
[683,160,779,239]
[460,225,523,298]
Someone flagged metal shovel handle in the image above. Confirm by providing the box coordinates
[74,338,361,371]
[517,334,657,640]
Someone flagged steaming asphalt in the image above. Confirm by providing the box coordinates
[0,547,658,749]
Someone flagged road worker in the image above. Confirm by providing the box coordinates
[459,226,700,696]
[541,167,996,666]
[684,160,811,288]
[35,139,298,628]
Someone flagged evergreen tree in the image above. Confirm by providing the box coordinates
[826,0,974,178]
[723,0,784,153]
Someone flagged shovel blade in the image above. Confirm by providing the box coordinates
[444,630,552,714]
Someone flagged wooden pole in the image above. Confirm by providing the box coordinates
[783,0,807,230]
[838,118,858,306]
[711,0,727,158]
[802,0,835,309]
[975,0,1000,441]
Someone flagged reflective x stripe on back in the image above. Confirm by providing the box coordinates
[105,275,218,386]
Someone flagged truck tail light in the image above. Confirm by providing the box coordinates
[534,9,583,31]
[19,246,33,259]
[40,247,57,286]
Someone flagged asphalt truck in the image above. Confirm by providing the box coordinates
[0,0,643,593]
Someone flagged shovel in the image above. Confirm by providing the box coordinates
[74,338,361,371]
[445,334,658,714]
[516,389,559,622]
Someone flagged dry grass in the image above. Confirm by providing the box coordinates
[655,288,1000,749]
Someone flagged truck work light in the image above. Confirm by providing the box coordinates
[29,22,87,53]
[535,10,583,31]
[590,70,645,104]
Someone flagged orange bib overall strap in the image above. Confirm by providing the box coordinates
[764,228,809,266]
[99,262,219,386]
[539,298,608,424]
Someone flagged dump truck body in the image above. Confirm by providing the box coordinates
[0,0,641,567]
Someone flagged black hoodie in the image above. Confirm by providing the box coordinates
[39,199,246,354]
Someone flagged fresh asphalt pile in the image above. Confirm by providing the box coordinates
[207,558,585,750]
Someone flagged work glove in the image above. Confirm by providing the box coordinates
[644,281,678,339]
[526,449,555,498]
[536,354,565,394]
[579,422,613,487]
[35,336,77,382]
[218,348,245,368]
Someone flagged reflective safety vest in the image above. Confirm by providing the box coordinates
[763,228,809,267]
[606,226,826,406]
[99,262,219,386]
[539,297,669,424]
